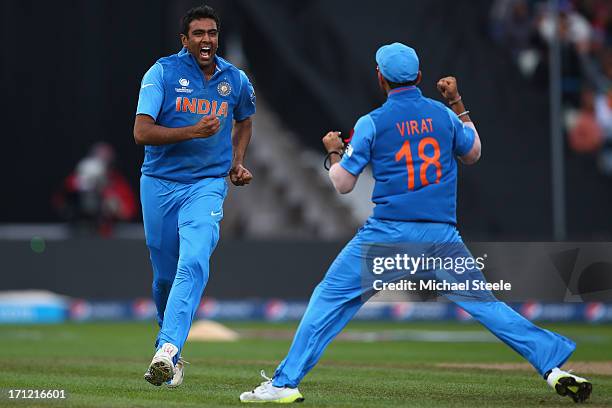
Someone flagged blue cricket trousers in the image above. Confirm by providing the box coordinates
[272,218,576,388]
[141,174,227,360]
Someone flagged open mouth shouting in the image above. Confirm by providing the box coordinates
[200,45,212,60]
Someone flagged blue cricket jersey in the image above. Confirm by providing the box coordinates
[340,86,475,224]
[136,48,256,182]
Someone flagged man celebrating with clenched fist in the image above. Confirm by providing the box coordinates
[133,4,255,388]
[240,42,591,404]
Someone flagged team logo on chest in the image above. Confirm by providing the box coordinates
[217,81,232,97]
[176,78,193,93]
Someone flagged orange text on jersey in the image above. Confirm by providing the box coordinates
[175,97,229,117]
[395,118,434,137]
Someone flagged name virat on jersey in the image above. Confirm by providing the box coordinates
[396,118,434,137]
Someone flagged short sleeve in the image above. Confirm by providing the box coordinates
[234,71,256,121]
[446,107,475,156]
[339,115,375,176]
[136,63,164,121]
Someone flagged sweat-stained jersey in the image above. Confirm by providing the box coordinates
[340,86,475,224]
[136,48,256,183]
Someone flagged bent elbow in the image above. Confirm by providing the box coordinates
[133,127,145,145]
[329,164,357,194]
[462,149,481,165]
[460,136,481,165]
[334,183,354,194]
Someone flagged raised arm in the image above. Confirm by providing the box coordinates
[437,76,481,165]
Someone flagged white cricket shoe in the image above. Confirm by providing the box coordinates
[240,370,304,403]
[166,358,189,388]
[546,367,592,403]
[144,342,178,386]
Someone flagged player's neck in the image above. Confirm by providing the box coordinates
[201,63,216,80]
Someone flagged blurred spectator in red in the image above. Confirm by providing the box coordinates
[490,0,612,175]
[568,87,603,153]
[52,142,137,236]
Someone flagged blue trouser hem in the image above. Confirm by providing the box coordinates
[540,341,576,377]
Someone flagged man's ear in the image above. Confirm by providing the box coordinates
[415,71,422,86]
[377,71,387,90]
[180,33,188,48]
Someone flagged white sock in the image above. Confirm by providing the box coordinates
[158,342,178,358]
[546,367,562,387]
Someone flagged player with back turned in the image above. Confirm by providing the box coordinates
[134,4,255,387]
[239,43,592,404]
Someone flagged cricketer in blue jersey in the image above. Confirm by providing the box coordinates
[240,43,592,404]
[134,5,255,388]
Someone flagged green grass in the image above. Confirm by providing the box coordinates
[1,321,611,407]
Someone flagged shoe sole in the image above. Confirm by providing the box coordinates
[555,376,592,403]
[144,358,174,387]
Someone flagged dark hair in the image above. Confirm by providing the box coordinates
[181,4,220,36]
[387,79,418,89]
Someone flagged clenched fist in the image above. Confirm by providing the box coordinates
[191,114,220,138]
[322,131,343,153]
[436,76,460,104]
[229,163,253,186]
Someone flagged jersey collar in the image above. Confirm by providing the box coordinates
[387,86,422,99]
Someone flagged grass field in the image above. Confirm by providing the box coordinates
[1,321,612,407]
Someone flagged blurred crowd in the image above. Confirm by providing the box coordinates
[490,0,612,174]
[52,142,137,236]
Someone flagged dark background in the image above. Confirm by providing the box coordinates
[1,0,610,240]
